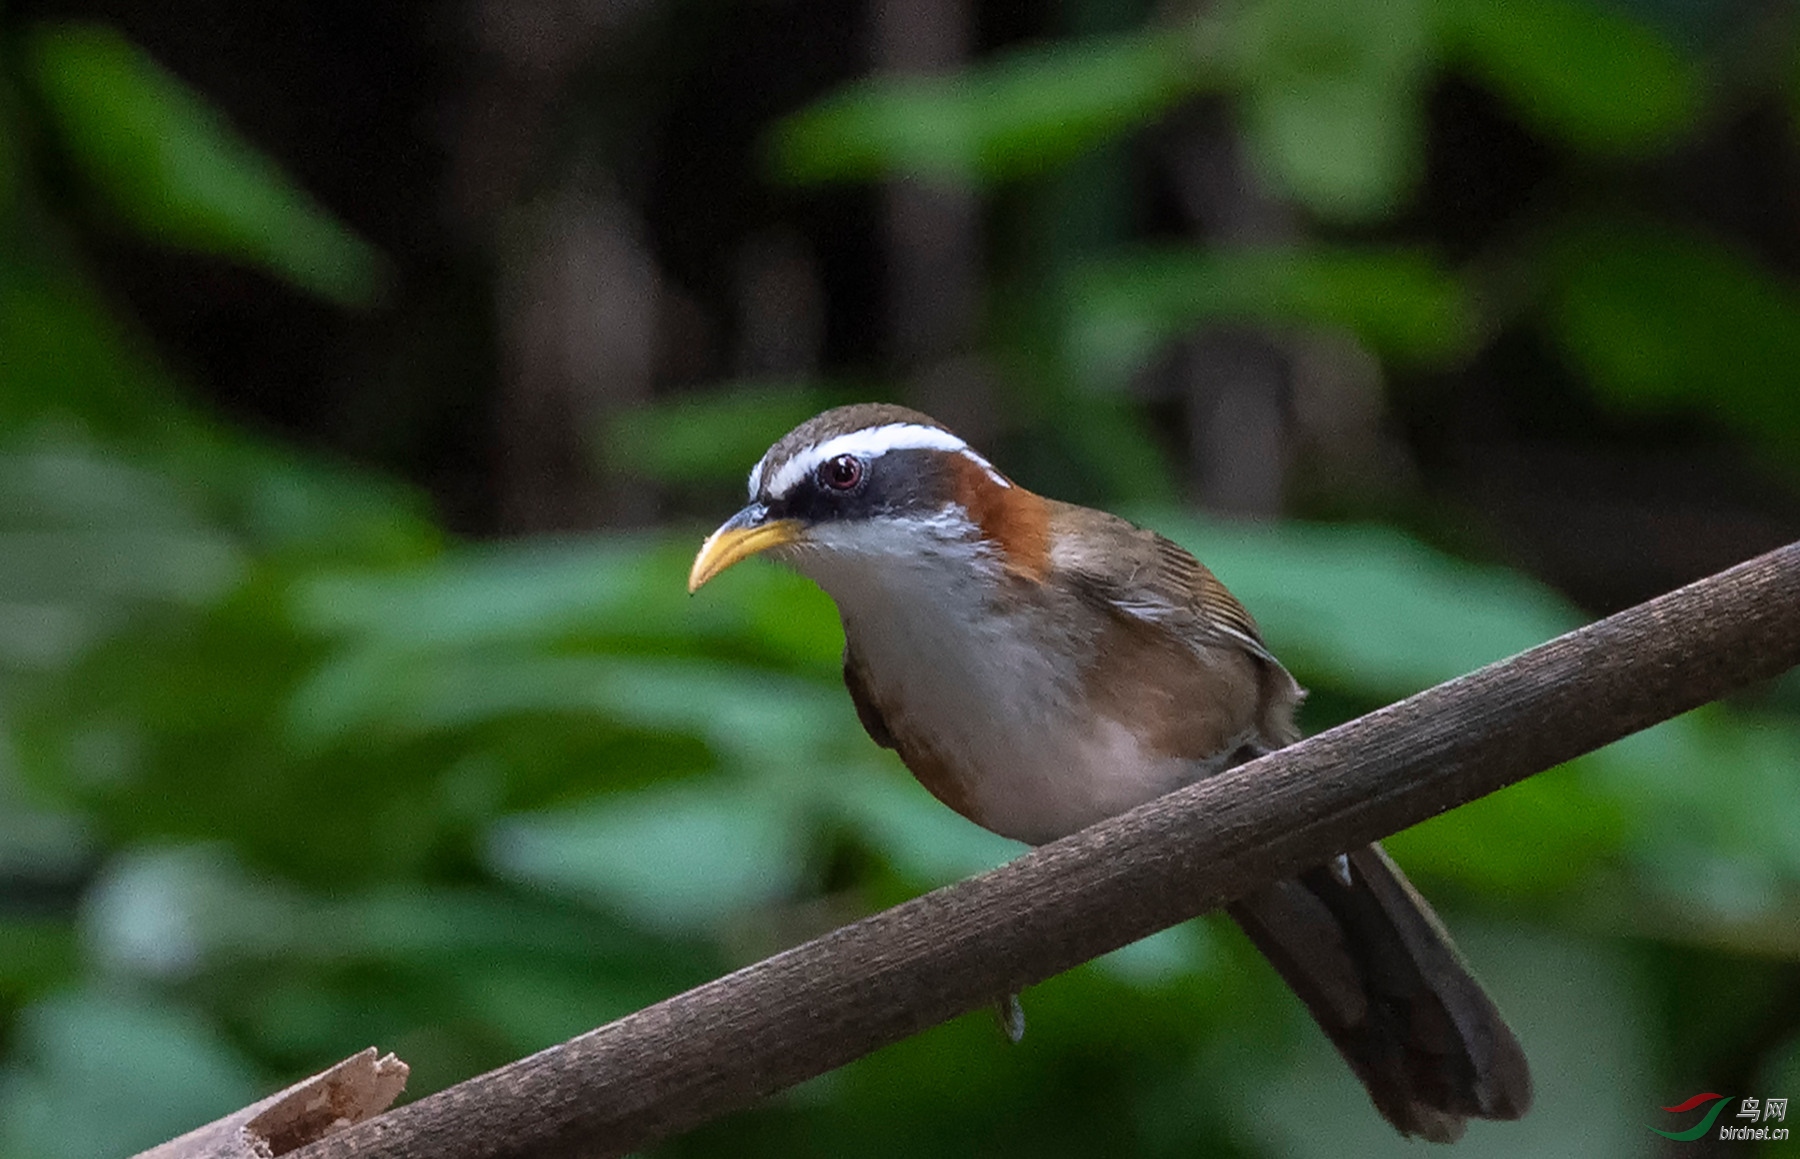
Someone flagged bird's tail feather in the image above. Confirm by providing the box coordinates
[1226,843,1532,1143]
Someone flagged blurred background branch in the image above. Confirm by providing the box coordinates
[2,0,1800,1156]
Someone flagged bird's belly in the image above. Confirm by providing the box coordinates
[828,568,1241,846]
[865,646,1212,846]
[950,715,1204,846]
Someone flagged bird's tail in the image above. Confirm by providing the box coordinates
[1226,843,1532,1143]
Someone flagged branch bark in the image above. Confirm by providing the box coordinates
[295,541,1800,1159]
[136,1048,408,1159]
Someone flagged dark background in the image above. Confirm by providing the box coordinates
[2,0,1799,1155]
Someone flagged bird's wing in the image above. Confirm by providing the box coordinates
[1050,506,1304,750]
[1050,508,1273,656]
[1139,530,1280,663]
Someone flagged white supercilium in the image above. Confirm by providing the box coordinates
[753,423,1010,500]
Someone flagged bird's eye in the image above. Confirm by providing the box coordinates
[819,454,863,491]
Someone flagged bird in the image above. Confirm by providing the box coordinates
[686,402,1532,1142]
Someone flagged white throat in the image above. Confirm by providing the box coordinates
[786,512,1016,654]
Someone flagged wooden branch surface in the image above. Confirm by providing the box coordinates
[295,542,1800,1159]
[136,1048,408,1159]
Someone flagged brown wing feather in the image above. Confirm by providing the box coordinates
[1149,533,1271,656]
[1048,504,1304,754]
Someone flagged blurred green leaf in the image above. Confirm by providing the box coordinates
[1245,76,1419,220]
[772,27,1223,184]
[1236,0,1432,219]
[828,770,1017,885]
[0,920,79,1007]
[25,23,383,304]
[1144,511,1580,695]
[1386,764,1628,898]
[13,592,455,885]
[1093,923,1213,988]
[187,443,440,565]
[296,535,843,670]
[0,272,427,567]
[0,444,217,544]
[1440,0,1699,154]
[0,789,89,881]
[1543,219,1800,454]
[486,785,802,931]
[0,528,241,611]
[0,262,183,438]
[296,539,655,651]
[990,280,1184,505]
[0,80,18,222]
[1069,247,1471,392]
[1595,709,1800,920]
[605,383,852,486]
[82,844,658,973]
[0,989,262,1159]
[75,845,704,1076]
[441,956,657,1056]
[0,443,248,673]
[289,653,843,770]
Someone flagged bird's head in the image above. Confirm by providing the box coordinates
[687,403,1049,595]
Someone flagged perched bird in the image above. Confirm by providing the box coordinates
[687,403,1531,1142]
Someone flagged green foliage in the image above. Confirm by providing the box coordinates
[1067,246,1472,389]
[24,23,383,305]
[601,383,855,485]
[0,991,262,1159]
[489,785,805,930]
[770,0,1701,216]
[0,261,186,438]
[1146,511,1580,694]
[5,417,1794,1153]
[771,28,1222,184]
[1235,0,1432,219]
[1543,218,1800,454]
[1438,0,1700,154]
[2,4,1798,1158]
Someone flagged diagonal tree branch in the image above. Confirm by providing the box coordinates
[135,1048,409,1159]
[292,542,1800,1159]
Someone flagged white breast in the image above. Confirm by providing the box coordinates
[788,519,1196,845]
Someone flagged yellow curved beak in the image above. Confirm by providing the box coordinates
[688,508,804,593]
